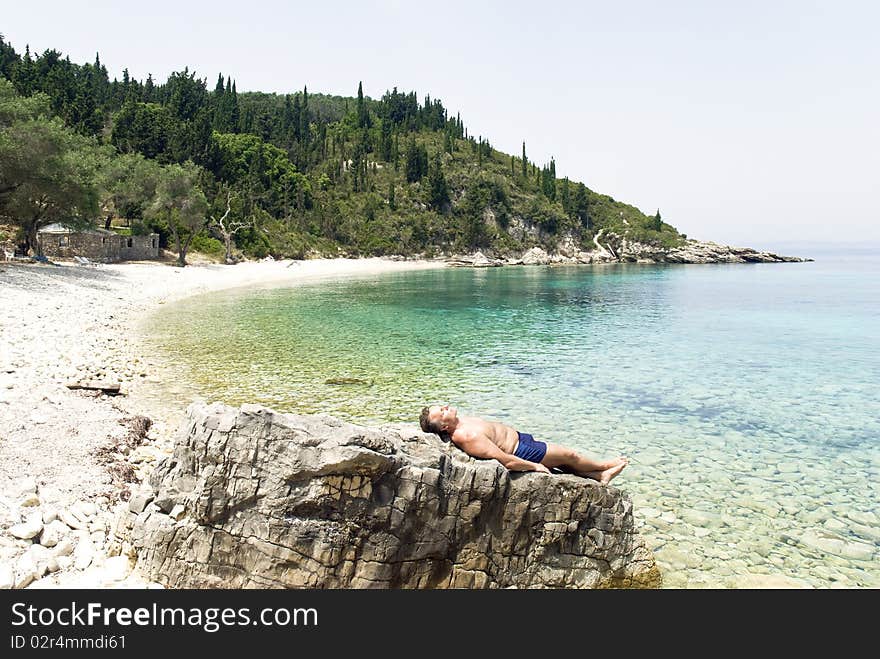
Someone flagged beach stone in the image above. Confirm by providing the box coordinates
[41,508,59,524]
[9,512,43,540]
[726,573,813,589]
[72,500,97,518]
[654,548,689,571]
[837,541,875,562]
[679,508,723,528]
[25,544,50,567]
[18,494,40,507]
[128,489,154,514]
[844,510,878,526]
[823,518,847,534]
[850,522,880,544]
[52,538,75,558]
[45,557,60,574]
[797,531,873,561]
[58,508,86,530]
[14,553,40,588]
[38,520,70,548]
[73,535,94,570]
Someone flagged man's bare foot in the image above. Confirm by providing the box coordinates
[599,457,628,485]
[600,456,628,470]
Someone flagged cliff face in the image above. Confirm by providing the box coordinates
[116,403,661,589]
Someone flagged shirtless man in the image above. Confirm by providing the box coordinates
[419,404,628,485]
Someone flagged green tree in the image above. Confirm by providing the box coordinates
[356,81,370,130]
[427,153,449,211]
[405,137,427,183]
[573,182,590,229]
[0,78,104,253]
[379,119,392,162]
[110,99,172,159]
[649,208,662,231]
[145,161,208,266]
[560,177,571,214]
[98,152,161,228]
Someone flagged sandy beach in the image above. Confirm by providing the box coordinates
[0,255,446,587]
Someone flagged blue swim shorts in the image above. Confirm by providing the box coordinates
[513,431,547,463]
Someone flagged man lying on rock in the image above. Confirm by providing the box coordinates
[419,404,627,484]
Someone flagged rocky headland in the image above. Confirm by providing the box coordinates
[446,234,811,267]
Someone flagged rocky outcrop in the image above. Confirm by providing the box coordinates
[447,235,810,267]
[117,403,661,589]
[446,251,504,267]
[615,238,810,264]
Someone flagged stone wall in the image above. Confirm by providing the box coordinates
[115,403,661,589]
[38,232,159,262]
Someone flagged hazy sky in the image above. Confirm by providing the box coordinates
[3,1,878,247]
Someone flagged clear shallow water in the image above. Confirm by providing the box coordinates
[143,247,880,588]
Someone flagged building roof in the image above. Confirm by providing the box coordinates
[39,223,116,235]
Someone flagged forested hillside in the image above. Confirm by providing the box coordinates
[0,37,683,263]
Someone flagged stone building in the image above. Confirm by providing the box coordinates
[37,223,160,262]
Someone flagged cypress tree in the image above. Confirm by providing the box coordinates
[230,80,239,132]
[405,137,422,182]
[561,177,571,214]
[428,152,449,211]
[356,81,369,129]
[379,119,392,161]
[573,183,590,229]
[291,94,302,140]
[522,142,527,177]
[300,85,309,146]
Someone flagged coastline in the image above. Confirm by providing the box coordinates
[0,256,447,588]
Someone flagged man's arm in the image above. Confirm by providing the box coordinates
[452,432,550,473]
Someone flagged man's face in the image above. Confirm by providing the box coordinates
[429,404,457,430]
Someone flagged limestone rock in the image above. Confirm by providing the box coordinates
[126,403,661,589]
[73,534,95,571]
[38,520,70,548]
[521,247,551,265]
[9,512,43,540]
[52,538,75,558]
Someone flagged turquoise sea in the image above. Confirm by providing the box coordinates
[142,242,880,588]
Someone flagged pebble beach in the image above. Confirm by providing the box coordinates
[0,255,445,588]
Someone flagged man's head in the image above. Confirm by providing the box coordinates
[419,404,458,435]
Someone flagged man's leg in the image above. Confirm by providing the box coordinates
[541,443,628,484]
